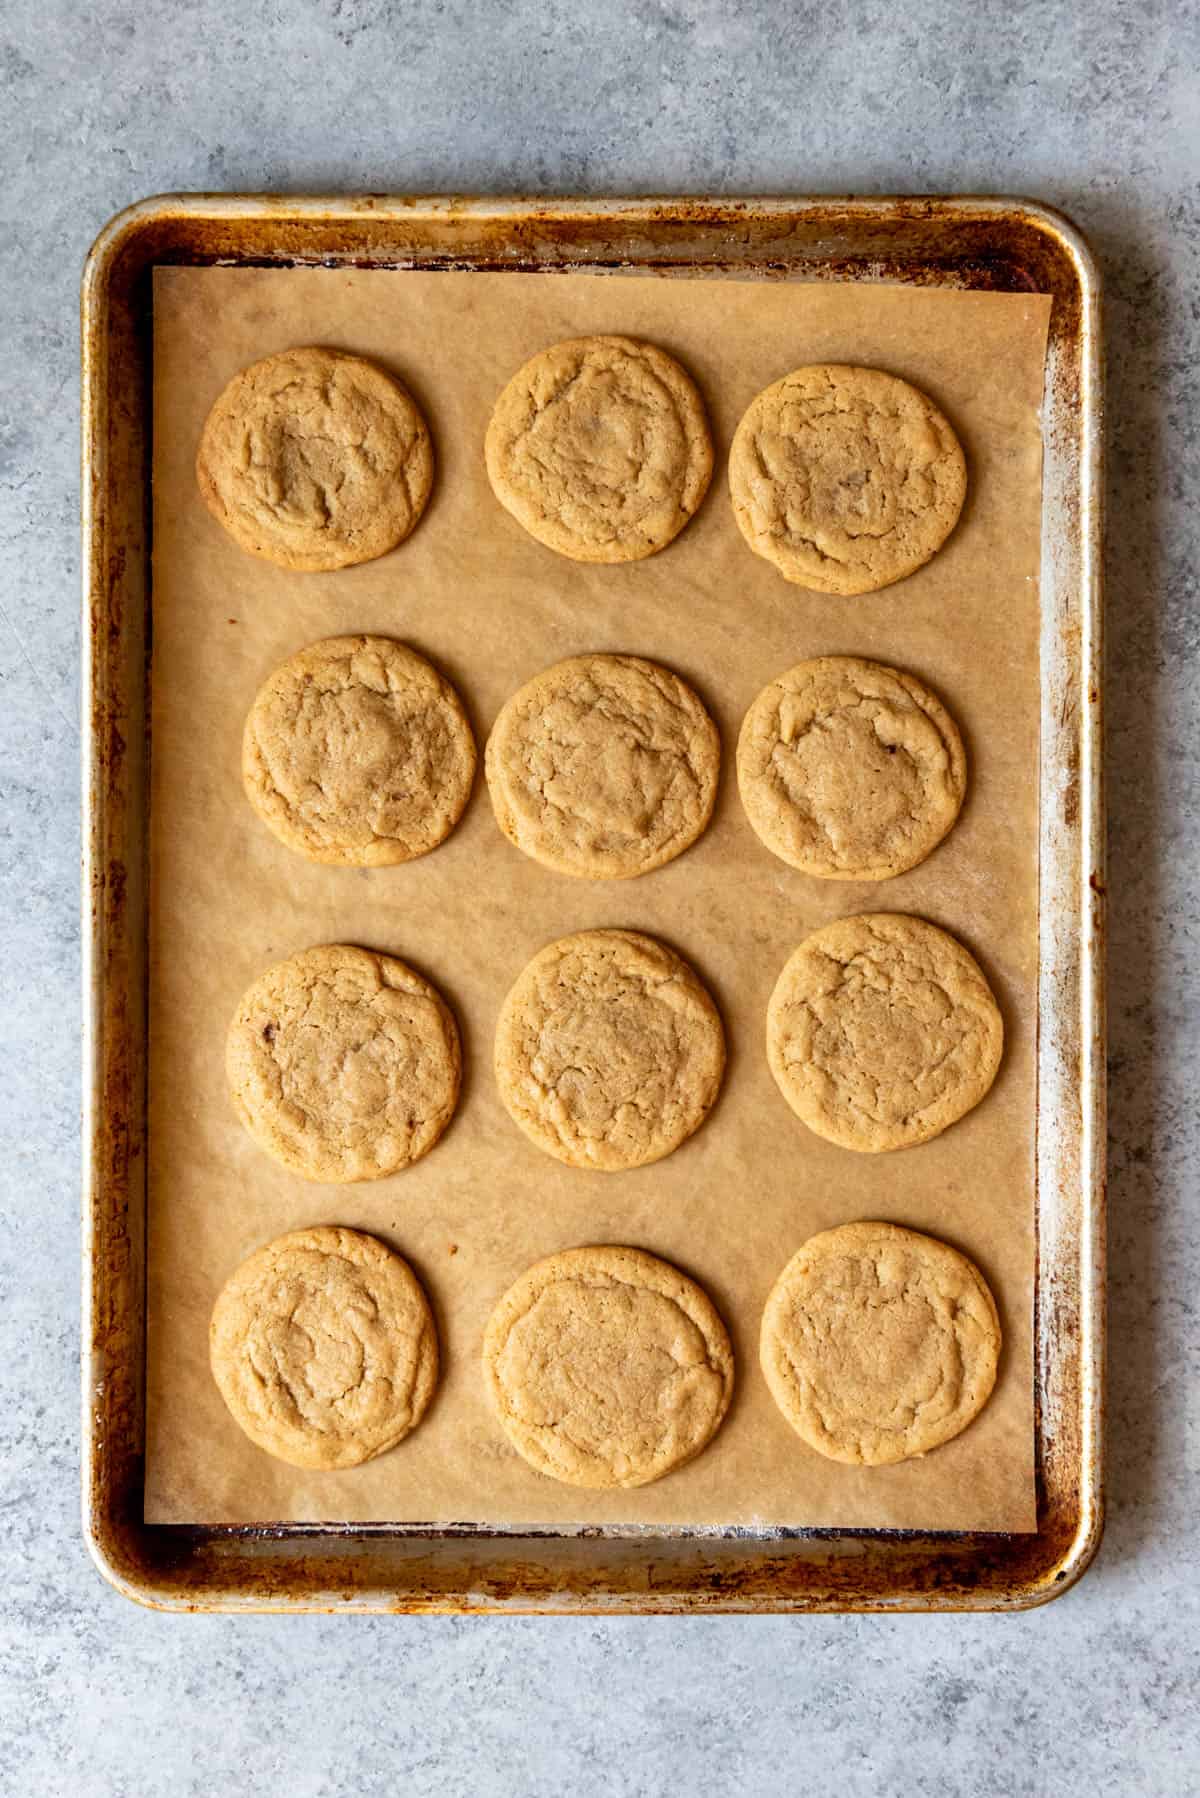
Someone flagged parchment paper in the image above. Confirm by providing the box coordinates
[146,266,1050,1530]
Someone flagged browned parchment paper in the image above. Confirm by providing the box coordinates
[146,266,1051,1530]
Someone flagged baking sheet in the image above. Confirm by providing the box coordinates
[145,266,1050,1530]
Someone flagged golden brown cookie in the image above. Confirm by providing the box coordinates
[483,1245,734,1488]
[766,913,1003,1152]
[485,653,719,879]
[494,929,724,1170]
[737,655,966,879]
[226,944,461,1182]
[760,1222,1001,1465]
[728,364,967,594]
[210,1226,438,1469]
[242,636,476,866]
[196,346,433,571]
[484,335,712,562]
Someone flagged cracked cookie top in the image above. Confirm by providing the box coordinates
[494,929,725,1170]
[226,944,461,1182]
[728,363,966,595]
[485,653,719,879]
[196,346,434,571]
[766,913,1003,1152]
[760,1222,1001,1465]
[210,1226,438,1469]
[242,635,476,866]
[737,655,966,879]
[483,1245,734,1487]
[484,335,713,563]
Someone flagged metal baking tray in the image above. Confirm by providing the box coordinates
[82,195,1104,1612]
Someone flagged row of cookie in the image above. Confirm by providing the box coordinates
[243,639,966,883]
[197,341,967,595]
[211,1224,1001,1483]
[227,919,1002,1181]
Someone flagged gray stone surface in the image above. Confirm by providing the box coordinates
[1,0,1196,1791]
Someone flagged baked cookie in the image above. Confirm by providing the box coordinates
[210,1226,438,1469]
[243,636,476,866]
[728,364,967,594]
[737,655,966,879]
[484,335,712,562]
[766,913,1003,1152]
[196,346,433,571]
[760,1221,1001,1465]
[494,929,724,1170]
[483,1245,734,1488]
[485,653,719,879]
[227,944,461,1182]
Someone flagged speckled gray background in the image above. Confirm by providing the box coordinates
[1,0,1196,1792]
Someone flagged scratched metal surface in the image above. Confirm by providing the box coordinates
[81,195,1104,1612]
